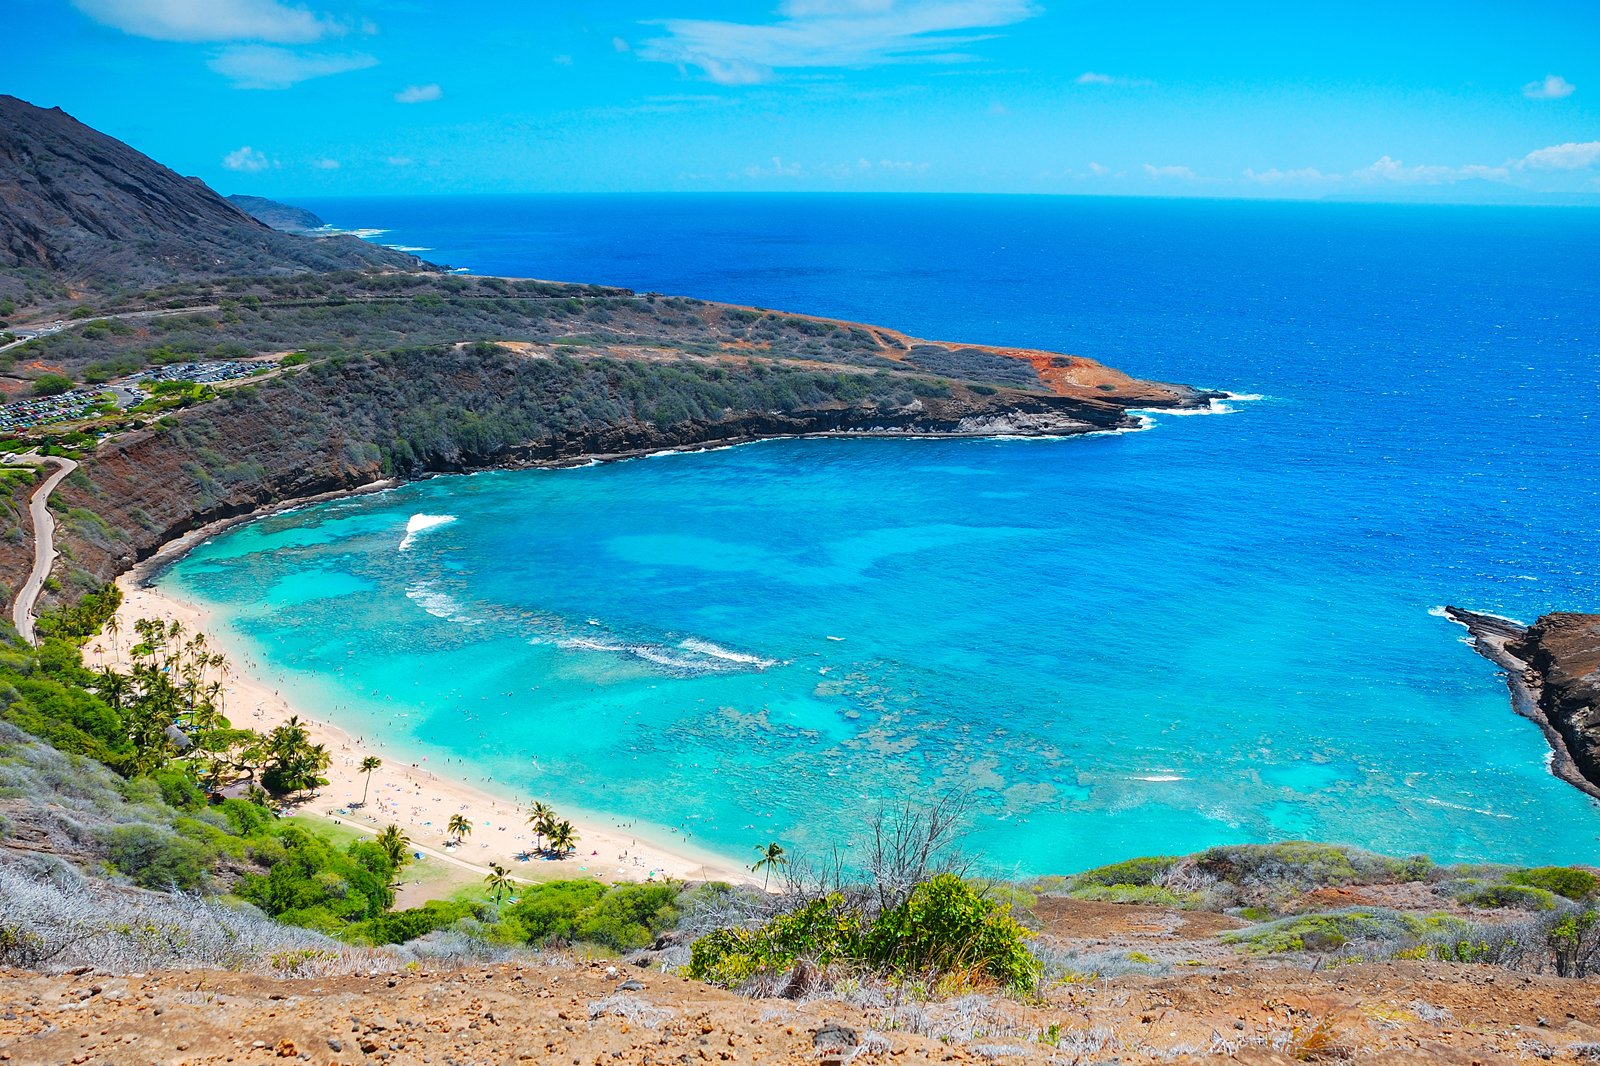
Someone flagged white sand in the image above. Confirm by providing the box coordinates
[84,573,757,894]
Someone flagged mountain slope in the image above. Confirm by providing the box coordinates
[0,95,423,293]
[226,194,326,233]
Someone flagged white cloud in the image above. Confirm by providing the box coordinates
[1517,140,1600,170]
[1243,166,1337,184]
[1354,155,1511,185]
[1142,163,1195,180]
[640,0,1039,85]
[208,44,376,88]
[1087,161,1109,176]
[222,146,272,172]
[394,83,442,104]
[311,157,340,170]
[1075,71,1151,87]
[612,36,632,52]
[386,156,414,167]
[71,0,337,43]
[1522,74,1575,100]
[742,156,805,178]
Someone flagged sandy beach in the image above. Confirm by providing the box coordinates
[83,569,757,899]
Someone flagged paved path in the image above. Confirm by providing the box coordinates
[11,455,77,645]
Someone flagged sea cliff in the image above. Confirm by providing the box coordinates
[1447,606,1600,798]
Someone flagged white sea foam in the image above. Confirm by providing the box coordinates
[404,581,481,626]
[1132,774,1184,782]
[551,629,776,676]
[384,244,432,253]
[679,637,778,669]
[399,513,457,550]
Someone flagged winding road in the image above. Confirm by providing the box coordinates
[10,455,77,645]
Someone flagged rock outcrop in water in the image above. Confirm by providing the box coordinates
[1446,606,1600,798]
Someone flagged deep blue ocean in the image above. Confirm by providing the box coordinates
[164,195,1600,874]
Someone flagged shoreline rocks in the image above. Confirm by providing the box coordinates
[1445,606,1600,800]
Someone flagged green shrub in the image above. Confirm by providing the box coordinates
[102,823,214,890]
[1462,883,1559,911]
[689,893,865,988]
[1069,884,1196,908]
[31,374,74,397]
[351,899,483,944]
[572,883,680,950]
[503,879,607,943]
[1507,867,1599,901]
[1069,855,1177,890]
[1223,908,1466,955]
[1197,842,1431,894]
[865,874,1039,992]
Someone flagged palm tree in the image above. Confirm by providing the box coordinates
[547,819,577,858]
[526,801,553,852]
[376,824,412,872]
[106,612,121,654]
[752,841,787,890]
[358,755,382,806]
[485,862,513,903]
[447,813,473,846]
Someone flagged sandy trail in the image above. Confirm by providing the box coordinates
[9,454,77,645]
[84,575,757,894]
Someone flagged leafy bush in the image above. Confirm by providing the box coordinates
[1508,867,1599,901]
[350,899,484,945]
[1068,855,1177,890]
[1222,908,1465,955]
[1461,883,1559,911]
[31,373,74,396]
[865,874,1039,991]
[500,879,682,952]
[1190,842,1431,906]
[1069,884,1196,908]
[101,823,214,891]
[689,893,864,988]
[690,876,1038,993]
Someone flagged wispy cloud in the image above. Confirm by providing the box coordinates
[1522,74,1575,100]
[1243,166,1337,184]
[208,44,376,89]
[1142,163,1195,180]
[1353,155,1509,184]
[1517,140,1600,170]
[222,145,272,172]
[640,0,1039,85]
[311,157,340,170]
[72,0,340,43]
[1075,71,1152,88]
[394,83,442,104]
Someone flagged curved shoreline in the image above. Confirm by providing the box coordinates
[85,575,761,893]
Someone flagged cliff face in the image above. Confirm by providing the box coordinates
[1508,613,1600,790]
[0,95,421,290]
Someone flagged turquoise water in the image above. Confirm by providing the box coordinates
[165,196,1600,874]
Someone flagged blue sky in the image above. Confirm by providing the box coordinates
[8,0,1600,201]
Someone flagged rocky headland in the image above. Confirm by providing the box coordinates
[1445,606,1600,799]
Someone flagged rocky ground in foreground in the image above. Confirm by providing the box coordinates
[5,897,1599,1066]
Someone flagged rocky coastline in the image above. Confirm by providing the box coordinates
[1445,605,1600,800]
[29,374,1216,605]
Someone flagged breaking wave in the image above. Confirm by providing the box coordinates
[399,513,457,550]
